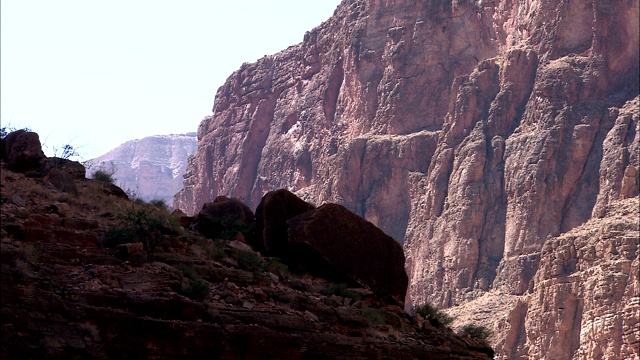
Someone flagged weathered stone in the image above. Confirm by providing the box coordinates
[194,197,254,240]
[252,189,315,256]
[287,203,408,306]
[102,183,129,200]
[1,130,46,173]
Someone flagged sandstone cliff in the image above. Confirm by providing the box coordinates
[175,0,639,358]
[88,133,197,205]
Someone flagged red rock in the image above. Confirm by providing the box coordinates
[194,197,254,240]
[252,189,315,256]
[287,203,408,306]
[1,130,46,173]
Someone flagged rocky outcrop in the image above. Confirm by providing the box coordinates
[174,0,639,358]
[1,130,46,173]
[87,133,197,205]
[1,154,493,359]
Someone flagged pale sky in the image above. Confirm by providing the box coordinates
[1,0,342,160]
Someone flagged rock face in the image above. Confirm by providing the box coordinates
[174,0,639,358]
[88,133,197,205]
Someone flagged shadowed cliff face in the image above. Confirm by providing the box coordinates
[175,0,639,358]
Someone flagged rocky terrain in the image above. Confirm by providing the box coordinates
[173,0,639,358]
[87,133,197,205]
[1,131,493,359]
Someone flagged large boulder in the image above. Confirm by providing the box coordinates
[252,189,315,256]
[1,130,46,173]
[287,203,408,306]
[195,196,255,240]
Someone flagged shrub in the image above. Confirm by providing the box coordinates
[266,258,290,280]
[91,169,115,184]
[177,265,210,301]
[414,302,454,328]
[460,323,492,343]
[232,249,266,274]
[102,205,167,261]
[321,282,362,302]
[362,308,385,325]
[177,264,199,281]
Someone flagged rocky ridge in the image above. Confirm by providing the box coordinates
[1,136,493,359]
[87,133,197,205]
[174,0,639,358]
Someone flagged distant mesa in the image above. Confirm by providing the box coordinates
[85,133,197,205]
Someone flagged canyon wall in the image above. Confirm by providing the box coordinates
[175,0,639,358]
[88,133,197,205]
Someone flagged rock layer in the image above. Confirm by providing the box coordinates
[175,0,639,358]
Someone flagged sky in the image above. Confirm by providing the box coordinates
[1,0,342,160]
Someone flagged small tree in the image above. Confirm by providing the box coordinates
[103,205,167,262]
[414,302,455,328]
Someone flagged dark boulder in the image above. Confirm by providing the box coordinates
[1,130,46,173]
[195,197,254,240]
[252,189,315,256]
[287,203,408,306]
[44,158,87,179]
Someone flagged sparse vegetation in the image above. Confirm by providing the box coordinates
[176,265,210,301]
[91,169,116,184]
[1,124,31,139]
[362,308,385,325]
[459,323,492,343]
[232,249,266,274]
[52,144,80,160]
[266,258,290,280]
[414,302,455,328]
[102,204,173,262]
[321,282,362,302]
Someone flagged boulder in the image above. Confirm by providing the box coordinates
[252,189,315,256]
[195,197,254,240]
[287,203,408,306]
[1,130,46,173]
[44,158,87,179]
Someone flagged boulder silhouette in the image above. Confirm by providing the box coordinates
[287,203,408,306]
[252,189,315,256]
[1,130,46,173]
[195,196,254,240]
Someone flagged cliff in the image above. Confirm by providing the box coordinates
[174,0,639,358]
[87,133,197,205]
